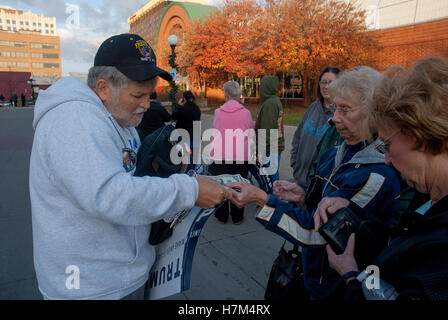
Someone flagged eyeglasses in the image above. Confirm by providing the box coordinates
[374,130,400,154]
[319,80,333,87]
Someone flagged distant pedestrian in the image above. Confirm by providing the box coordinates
[172,90,201,146]
[254,75,284,184]
[12,93,18,107]
[0,93,4,101]
[209,80,254,224]
[21,93,26,107]
[136,91,171,141]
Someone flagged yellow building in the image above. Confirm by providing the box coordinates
[0,8,61,77]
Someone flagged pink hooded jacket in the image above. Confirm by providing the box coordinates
[211,99,255,162]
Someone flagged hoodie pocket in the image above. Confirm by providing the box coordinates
[127,227,139,264]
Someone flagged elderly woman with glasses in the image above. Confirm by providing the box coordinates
[227,66,401,300]
[324,57,448,300]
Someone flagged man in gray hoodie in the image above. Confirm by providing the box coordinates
[29,34,230,300]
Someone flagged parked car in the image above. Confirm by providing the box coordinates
[0,101,12,107]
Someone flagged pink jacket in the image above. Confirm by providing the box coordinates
[211,99,255,162]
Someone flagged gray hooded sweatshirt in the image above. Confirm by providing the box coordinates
[29,77,198,299]
[290,99,333,188]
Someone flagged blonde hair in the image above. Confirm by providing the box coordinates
[328,66,384,141]
[372,57,448,155]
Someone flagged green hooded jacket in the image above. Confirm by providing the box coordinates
[255,75,285,154]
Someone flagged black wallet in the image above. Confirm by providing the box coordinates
[318,207,361,255]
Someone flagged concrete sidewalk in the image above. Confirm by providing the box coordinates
[0,108,297,300]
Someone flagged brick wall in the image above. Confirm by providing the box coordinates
[373,18,448,71]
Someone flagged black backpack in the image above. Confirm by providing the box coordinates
[134,124,184,178]
[134,123,186,245]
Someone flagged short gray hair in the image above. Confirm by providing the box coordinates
[223,81,241,100]
[87,66,130,89]
[328,66,384,140]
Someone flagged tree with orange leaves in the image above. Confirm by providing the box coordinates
[178,0,380,102]
[177,0,266,98]
[260,0,379,103]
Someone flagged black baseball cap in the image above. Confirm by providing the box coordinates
[94,33,172,82]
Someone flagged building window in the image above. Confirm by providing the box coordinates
[45,24,48,27]
[6,19,10,24]
[0,41,27,47]
[30,43,58,49]
[0,61,29,68]
[51,31,54,34]
[44,63,59,68]
[25,21,29,26]
[20,21,23,25]
[43,53,59,59]
[45,30,49,34]
[50,24,53,28]
[12,20,16,24]
[7,27,11,31]
[38,23,41,26]
[13,27,16,31]
[33,22,36,26]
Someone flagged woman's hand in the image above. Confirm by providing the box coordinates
[314,197,350,231]
[195,176,232,209]
[326,234,359,283]
[226,182,269,208]
[273,180,306,207]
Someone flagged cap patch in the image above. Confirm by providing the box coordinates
[135,40,155,63]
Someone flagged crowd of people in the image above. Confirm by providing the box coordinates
[28,31,448,300]
[0,93,27,107]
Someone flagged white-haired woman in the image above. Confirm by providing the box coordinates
[325,57,448,300]
[228,67,401,299]
[209,81,254,224]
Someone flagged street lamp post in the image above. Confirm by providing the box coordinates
[167,34,178,108]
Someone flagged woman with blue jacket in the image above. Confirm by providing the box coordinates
[228,67,401,300]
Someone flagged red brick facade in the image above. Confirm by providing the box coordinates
[373,18,448,71]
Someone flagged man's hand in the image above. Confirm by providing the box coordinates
[326,234,359,283]
[314,197,350,231]
[273,180,306,207]
[195,176,232,209]
[226,182,269,208]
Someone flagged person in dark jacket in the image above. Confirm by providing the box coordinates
[12,93,18,107]
[228,66,401,300]
[325,57,448,301]
[171,90,201,145]
[136,91,171,141]
[290,67,340,189]
[21,93,26,107]
[254,75,285,183]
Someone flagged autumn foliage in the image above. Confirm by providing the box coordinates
[177,0,380,102]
